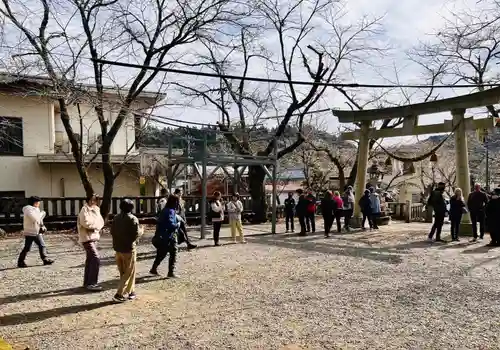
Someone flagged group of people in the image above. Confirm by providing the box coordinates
[427,182,500,245]
[283,185,382,237]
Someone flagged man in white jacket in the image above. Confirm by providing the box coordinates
[17,196,54,268]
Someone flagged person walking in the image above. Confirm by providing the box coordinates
[78,194,105,291]
[369,187,381,229]
[427,182,447,243]
[17,196,54,268]
[210,191,224,246]
[110,199,143,303]
[449,188,466,242]
[343,186,355,231]
[321,191,335,237]
[305,190,317,233]
[295,189,308,236]
[284,192,296,233]
[173,188,197,250]
[227,193,245,243]
[156,188,168,214]
[486,188,500,246]
[359,190,374,230]
[150,195,180,277]
[332,191,344,233]
[467,184,489,242]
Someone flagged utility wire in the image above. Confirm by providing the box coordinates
[93,58,500,89]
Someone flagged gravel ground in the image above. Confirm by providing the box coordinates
[1,221,500,350]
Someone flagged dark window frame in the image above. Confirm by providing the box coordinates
[0,116,23,156]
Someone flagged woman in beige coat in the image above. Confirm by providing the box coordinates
[78,194,105,291]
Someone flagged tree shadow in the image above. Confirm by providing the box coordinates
[0,300,115,327]
[462,244,500,254]
[0,275,166,306]
[247,235,403,264]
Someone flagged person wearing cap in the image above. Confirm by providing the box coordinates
[77,193,105,291]
[486,188,500,247]
[17,196,54,268]
[110,199,143,303]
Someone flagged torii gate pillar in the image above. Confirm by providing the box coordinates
[352,121,371,223]
[452,109,472,233]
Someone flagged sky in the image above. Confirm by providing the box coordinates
[0,0,497,145]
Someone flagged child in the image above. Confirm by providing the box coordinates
[227,193,245,243]
[17,196,54,268]
[110,199,143,303]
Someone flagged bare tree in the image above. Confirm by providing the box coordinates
[0,0,236,216]
[174,0,383,221]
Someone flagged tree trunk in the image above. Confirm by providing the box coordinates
[248,165,267,223]
[100,143,115,219]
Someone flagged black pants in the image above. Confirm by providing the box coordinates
[323,214,334,235]
[429,213,445,240]
[285,212,294,231]
[490,229,500,245]
[18,235,48,264]
[334,211,342,233]
[371,212,380,229]
[362,212,373,229]
[83,241,100,287]
[344,209,353,230]
[177,221,193,246]
[152,238,177,274]
[305,213,315,232]
[298,215,307,234]
[213,221,222,245]
[470,211,485,239]
[450,213,463,240]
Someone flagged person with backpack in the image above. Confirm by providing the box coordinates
[427,182,447,242]
[486,188,500,246]
[150,195,180,277]
[295,189,309,236]
[284,192,296,233]
[210,191,224,246]
[17,196,54,268]
[358,190,374,230]
[369,187,381,229]
[305,190,317,233]
[110,199,143,303]
[321,191,335,237]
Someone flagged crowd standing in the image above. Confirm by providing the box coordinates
[14,182,500,303]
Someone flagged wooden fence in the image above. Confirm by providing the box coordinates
[387,202,426,222]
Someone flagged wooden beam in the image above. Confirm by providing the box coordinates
[340,117,494,141]
[332,86,500,123]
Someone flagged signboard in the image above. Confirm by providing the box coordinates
[139,176,145,185]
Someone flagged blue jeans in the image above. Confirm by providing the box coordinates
[18,235,48,263]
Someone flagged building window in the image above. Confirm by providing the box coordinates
[0,117,23,156]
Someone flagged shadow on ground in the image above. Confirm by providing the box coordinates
[0,300,115,327]
[0,275,167,306]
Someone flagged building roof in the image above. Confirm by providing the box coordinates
[0,72,165,105]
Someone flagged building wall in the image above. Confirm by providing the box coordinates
[0,93,152,198]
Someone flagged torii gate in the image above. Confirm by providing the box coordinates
[332,86,500,232]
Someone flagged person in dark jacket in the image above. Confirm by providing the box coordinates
[449,188,466,242]
[358,190,373,230]
[110,199,142,303]
[486,188,500,246]
[427,182,447,242]
[150,195,180,277]
[305,190,317,233]
[467,184,489,242]
[321,191,335,237]
[295,189,309,236]
[284,192,296,233]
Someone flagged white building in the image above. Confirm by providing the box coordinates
[0,74,160,198]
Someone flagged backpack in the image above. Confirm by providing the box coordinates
[307,201,316,214]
